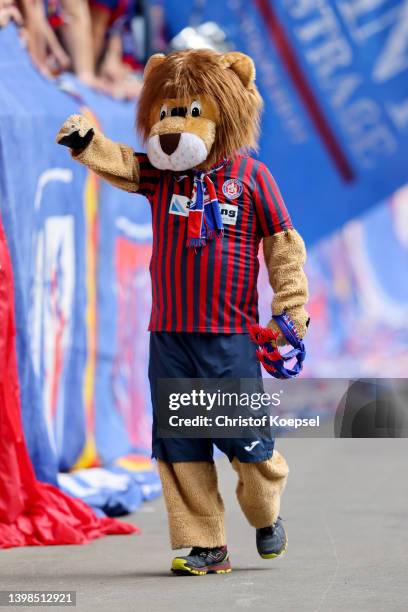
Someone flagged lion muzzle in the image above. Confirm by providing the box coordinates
[147,132,208,171]
[159,133,181,156]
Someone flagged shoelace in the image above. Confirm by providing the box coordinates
[190,547,210,558]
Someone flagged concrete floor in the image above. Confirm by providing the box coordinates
[1,439,408,611]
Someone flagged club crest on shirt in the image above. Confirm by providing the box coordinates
[222,178,243,200]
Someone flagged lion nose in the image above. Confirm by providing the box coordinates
[159,133,181,155]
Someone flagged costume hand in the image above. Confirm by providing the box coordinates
[249,324,282,376]
[250,315,306,379]
[56,114,95,150]
[267,307,310,346]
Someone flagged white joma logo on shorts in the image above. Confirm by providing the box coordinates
[244,441,260,452]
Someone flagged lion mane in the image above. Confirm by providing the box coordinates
[137,49,263,168]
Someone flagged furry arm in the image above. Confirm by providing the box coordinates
[263,229,309,342]
[56,114,140,192]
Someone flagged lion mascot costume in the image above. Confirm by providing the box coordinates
[57,49,309,575]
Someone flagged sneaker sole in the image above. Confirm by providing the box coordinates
[171,558,232,576]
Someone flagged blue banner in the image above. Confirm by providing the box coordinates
[164,0,408,244]
[95,179,152,463]
[0,26,80,482]
[0,25,154,488]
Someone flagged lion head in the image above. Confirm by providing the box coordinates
[137,49,263,171]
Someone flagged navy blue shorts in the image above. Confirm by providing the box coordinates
[149,332,274,463]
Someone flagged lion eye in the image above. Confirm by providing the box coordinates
[160,105,168,120]
[190,101,201,117]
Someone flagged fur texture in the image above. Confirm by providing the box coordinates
[56,114,140,192]
[232,450,289,528]
[137,49,263,169]
[263,229,309,342]
[157,460,226,549]
[157,451,289,550]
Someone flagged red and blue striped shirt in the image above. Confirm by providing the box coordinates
[136,153,293,333]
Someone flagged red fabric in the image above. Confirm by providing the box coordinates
[248,323,280,346]
[0,219,139,549]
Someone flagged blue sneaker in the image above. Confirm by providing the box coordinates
[171,546,232,575]
[256,517,287,559]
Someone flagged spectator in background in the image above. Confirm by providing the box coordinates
[56,0,98,88]
[90,0,159,99]
[0,0,22,27]
[1,0,166,100]
[16,0,70,77]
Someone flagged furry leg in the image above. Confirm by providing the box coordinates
[157,459,226,550]
[231,450,289,528]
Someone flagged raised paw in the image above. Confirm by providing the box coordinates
[56,114,95,150]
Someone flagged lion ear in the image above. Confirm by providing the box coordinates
[144,53,166,80]
[219,52,255,88]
